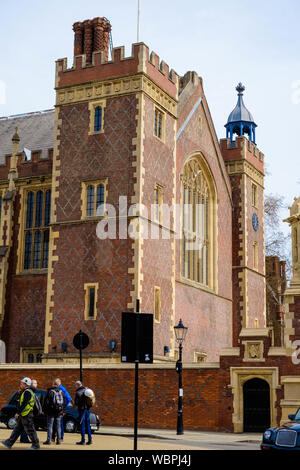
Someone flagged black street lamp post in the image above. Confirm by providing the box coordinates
[174,319,188,436]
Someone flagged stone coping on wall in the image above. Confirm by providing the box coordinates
[0,362,220,370]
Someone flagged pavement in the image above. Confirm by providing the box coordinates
[0,424,262,451]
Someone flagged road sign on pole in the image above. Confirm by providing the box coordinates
[121,305,153,451]
[73,331,89,382]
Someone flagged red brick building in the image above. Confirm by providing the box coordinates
[0,17,300,433]
[0,17,240,365]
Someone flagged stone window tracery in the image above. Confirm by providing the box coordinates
[181,156,216,289]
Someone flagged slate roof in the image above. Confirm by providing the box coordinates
[0,109,55,164]
[226,83,256,125]
[227,96,255,124]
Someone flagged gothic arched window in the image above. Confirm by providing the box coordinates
[181,156,216,289]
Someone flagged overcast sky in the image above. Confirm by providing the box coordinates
[0,0,299,235]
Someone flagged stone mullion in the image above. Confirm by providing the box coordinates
[196,191,200,283]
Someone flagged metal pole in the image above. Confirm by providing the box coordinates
[79,330,83,383]
[134,360,139,451]
[177,343,184,435]
[134,299,140,451]
[137,0,140,42]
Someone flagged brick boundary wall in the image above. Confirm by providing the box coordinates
[0,364,232,432]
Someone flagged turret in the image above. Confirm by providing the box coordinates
[225,83,257,144]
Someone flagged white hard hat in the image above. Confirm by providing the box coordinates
[21,377,32,386]
[84,388,94,398]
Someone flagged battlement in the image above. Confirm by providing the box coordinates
[0,148,53,182]
[56,42,178,100]
[220,136,264,175]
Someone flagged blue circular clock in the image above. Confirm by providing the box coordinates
[252,213,259,232]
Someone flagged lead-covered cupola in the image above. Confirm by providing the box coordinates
[225,83,257,144]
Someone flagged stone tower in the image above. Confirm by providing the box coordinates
[221,84,267,346]
[43,17,179,362]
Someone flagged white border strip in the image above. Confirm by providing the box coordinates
[176,97,202,140]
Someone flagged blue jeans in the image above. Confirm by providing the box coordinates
[47,416,61,443]
[20,429,30,443]
[79,409,91,443]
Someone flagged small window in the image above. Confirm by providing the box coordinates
[154,185,163,224]
[199,116,203,131]
[154,286,161,323]
[22,349,44,364]
[89,100,106,135]
[94,106,103,132]
[88,287,96,318]
[253,242,258,270]
[87,185,95,217]
[96,184,105,216]
[194,352,207,363]
[154,108,165,140]
[84,284,98,320]
[28,354,34,363]
[83,181,107,219]
[36,353,43,363]
[252,183,257,207]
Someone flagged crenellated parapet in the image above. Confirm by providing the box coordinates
[55,42,179,102]
[220,136,265,180]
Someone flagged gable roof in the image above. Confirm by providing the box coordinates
[0,109,54,164]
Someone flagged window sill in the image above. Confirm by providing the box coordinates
[81,214,107,222]
[16,268,48,277]
[153,134,165,143]
[88,130,104,136]
[178,277,215,295]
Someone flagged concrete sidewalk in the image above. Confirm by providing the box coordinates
[101,425,261,441]
[0,425,262,451]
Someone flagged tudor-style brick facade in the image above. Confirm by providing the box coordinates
[1,16,300,434]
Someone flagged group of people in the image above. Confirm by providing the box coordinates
[1,377,94,450]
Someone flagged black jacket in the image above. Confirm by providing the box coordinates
[75,386,89,411]
[43,386,65,417]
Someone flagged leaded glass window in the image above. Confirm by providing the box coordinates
[154,108,164,140]
[94,106,103,132]
[96,184,105,216]
[87,185,95,217]
[181,158,212,287]
[23,189,51,270]
[85,182,106,217]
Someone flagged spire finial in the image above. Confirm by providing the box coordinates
[12,126,20,143]
[236,83,245,96]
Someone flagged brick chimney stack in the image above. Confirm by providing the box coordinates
[73,17,111,63]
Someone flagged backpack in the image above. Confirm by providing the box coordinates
[33,394,43,417]
[84,388,96,408]
[48,388,65,413]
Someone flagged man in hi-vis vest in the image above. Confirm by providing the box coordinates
[1,377,40,450]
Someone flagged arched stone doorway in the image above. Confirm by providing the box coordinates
[243,378,270,433]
